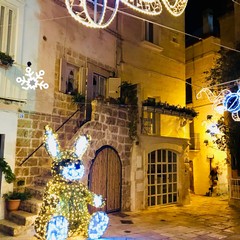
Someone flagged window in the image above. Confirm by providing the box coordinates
[189,121,200,150]
[0,2,16,55]
[92,73,107,99]
[186,78,192,104]
[145,22,154,43]
[0,134,4,193]
[59,58,86,95]
[0,134,4,158]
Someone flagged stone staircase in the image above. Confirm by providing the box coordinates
[0,174,51,236]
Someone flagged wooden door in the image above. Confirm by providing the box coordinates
[89,146,121,213]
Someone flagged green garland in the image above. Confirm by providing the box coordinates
[143,99,198,118]
[0,158,16,183]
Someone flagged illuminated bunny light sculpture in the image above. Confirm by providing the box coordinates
[34,125,109,240]
[65,0,188,28]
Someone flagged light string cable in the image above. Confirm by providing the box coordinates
[232,0,240,6]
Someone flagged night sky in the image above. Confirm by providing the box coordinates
[185,0,233,45]
[185,0,232,33]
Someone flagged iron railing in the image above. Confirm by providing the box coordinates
[230,178,240,200]
[19,106,85,166]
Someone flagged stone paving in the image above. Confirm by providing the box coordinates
[1,194,240,239]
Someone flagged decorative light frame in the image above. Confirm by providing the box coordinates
[65,0,188,28]
[196,87,240,121]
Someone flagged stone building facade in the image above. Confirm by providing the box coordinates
[0,0,190,220]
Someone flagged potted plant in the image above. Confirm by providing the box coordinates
[72,92,85,105]
[0,158,31,211]
[0,51,14,67]
[3,180,31,211]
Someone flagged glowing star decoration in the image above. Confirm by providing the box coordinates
[34,125,109,240]
[65,0,188,29]
[16,67,48,90]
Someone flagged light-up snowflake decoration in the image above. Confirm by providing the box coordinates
[16,67,49,90]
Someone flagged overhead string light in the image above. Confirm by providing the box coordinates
[65,0,188,28]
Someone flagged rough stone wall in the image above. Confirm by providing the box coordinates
[72,100,133,211]
[14,97,84,188]
[14,42,87,188]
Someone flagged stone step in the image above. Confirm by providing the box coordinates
[33,176,52,187]
[25,186,45,200]
[0,219,29,236]
[8,210,37,226]
[19,198,43,214]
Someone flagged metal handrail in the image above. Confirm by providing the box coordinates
[19,105,84,166]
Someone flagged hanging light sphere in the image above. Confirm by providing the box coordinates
[65,0,188,28]
[223,92,240,113]
[65,0,120,28]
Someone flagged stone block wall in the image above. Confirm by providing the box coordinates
[14,43,88,188]
[74,100,133,211]
[15,94,84,188]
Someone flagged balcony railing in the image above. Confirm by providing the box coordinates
[141,106,192,138]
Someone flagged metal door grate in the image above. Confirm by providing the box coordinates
[147,149,178,206]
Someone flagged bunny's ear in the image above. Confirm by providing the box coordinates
[44,125,61,158]
[74,135,90,158]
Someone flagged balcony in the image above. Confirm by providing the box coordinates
[141,105,195,139]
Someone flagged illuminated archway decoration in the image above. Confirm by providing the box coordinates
[16,67,48,90]
[34,126,109,239]
[65,0,188,28]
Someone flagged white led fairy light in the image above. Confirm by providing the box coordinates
[65,0,188,28]
[120,0,163,15]
[161,0,188,17]
[65,0,120,28]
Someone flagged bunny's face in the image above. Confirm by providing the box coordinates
[44,125,90,182]
[52,152,85,181]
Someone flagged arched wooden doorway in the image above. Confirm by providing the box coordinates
[89,146,122,213]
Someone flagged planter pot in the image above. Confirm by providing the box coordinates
[6,199,21,211]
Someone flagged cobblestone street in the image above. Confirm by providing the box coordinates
[1,194,240,239]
